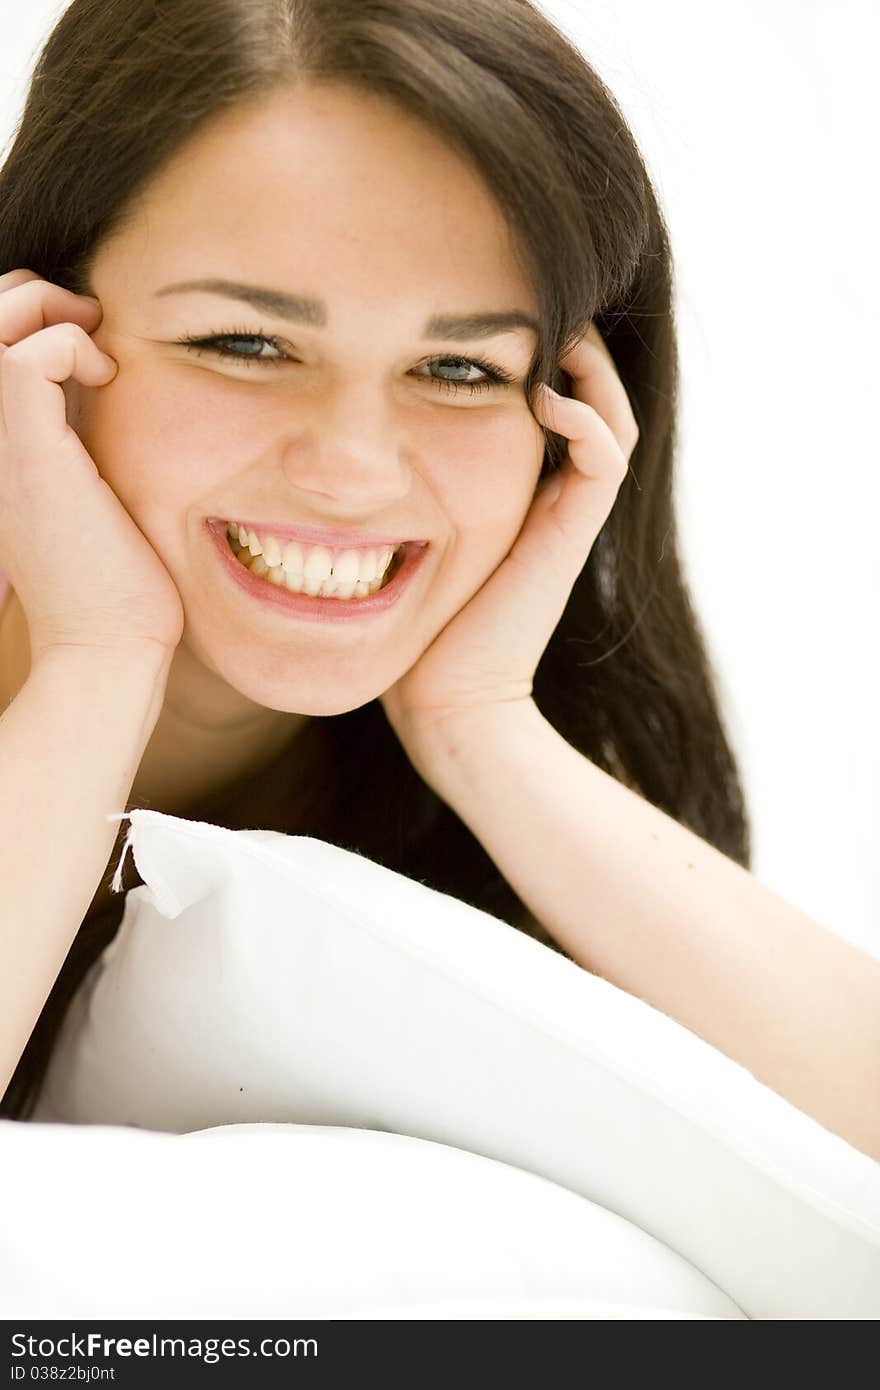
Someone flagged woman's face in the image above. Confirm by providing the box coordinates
[81,82,546,719]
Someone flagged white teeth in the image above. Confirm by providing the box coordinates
[281,540,305,576]
[227,522,398,590]
[332,549,362,585]
[261,534,283,568]
[226,520,401,599]
[303,545,334,582]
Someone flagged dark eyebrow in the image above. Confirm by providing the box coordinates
[154,278,539,341]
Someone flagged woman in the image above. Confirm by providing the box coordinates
[1,0,877,1159]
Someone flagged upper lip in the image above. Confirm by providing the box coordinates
[210,517,427,551]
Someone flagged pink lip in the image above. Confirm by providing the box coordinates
[205,519,429,623]
[212,516,423,552]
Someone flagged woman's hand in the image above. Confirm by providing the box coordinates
[0,269,186,661]
[379,322,639,776]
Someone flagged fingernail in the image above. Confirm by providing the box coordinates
[539,383,561,401]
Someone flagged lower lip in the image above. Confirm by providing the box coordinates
[204,520,430,623]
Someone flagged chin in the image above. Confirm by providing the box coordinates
[182,628,395,718]
[258,688,381,718]
[227,667,385,719]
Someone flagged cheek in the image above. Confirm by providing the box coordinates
[436,406,544,535]
[76,368,263,501]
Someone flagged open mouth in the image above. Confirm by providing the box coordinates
[205,518,429,620]
[224,522,406,599]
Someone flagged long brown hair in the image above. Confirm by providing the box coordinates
[0,0,750,1120]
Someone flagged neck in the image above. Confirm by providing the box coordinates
[0,590,309,820]
[130,641,310,818]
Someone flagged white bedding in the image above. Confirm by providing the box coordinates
[16,809,880,1319]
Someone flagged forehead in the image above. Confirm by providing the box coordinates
[99,84,536,315]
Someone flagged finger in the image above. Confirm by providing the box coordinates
[1,322,118,452]
[557,324,640,458]
[0,276,103,346]
[534,386,629,498]
[0,268,42,293]
[491,388,627,660]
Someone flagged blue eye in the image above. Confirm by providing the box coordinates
[176,330,516,395]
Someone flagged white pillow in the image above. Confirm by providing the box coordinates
[0,1120,743,1320]
[31,809,880,1319]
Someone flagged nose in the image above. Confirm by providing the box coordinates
[281,379,413,512]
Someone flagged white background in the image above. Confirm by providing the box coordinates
[1,0,877,953]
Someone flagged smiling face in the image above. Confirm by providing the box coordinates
[79,82,546,722]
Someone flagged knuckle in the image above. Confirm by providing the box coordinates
[5,277,45,308]
[50,318,81,338]
[0,268,41,294]
[1,320,81,377]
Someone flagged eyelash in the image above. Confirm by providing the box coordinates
[175,328,516,395]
